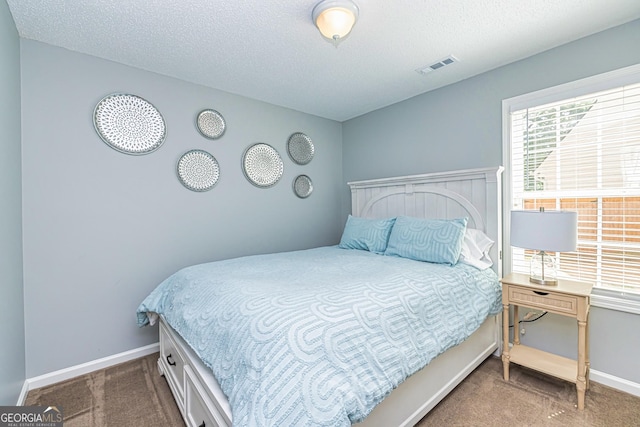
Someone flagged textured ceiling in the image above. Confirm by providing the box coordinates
[6,0,640,121]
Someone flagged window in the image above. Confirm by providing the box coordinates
[504,65,640,300]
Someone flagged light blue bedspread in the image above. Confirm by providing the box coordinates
[137,246,501,426]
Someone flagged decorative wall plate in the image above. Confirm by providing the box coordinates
[93,93,166,155]
[293,175,313,198]
[177,150,220,192]
[242,143,284,188]
[287,132,314,165]
[196,109,226,139]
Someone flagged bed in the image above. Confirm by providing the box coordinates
[137,166,504,427]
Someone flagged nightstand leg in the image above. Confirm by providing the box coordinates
[502,303,510,381]
[577,318,587,410]
[513,305,520,345]
[585,311,590,390]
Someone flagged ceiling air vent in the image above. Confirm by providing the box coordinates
[416,55,459,75]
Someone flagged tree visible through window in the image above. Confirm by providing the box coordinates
[522,101,595,191]
[510,82,640,294]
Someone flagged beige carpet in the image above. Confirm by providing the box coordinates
[26,353,640,426]
[419,356,640,427]
[25,353,184,426]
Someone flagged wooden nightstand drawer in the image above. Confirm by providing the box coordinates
[508,285,578,316]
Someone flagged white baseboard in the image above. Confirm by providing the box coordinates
[16,381,30,406]
[591,369,640,398]
[21,342,159,402]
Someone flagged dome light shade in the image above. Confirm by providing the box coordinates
[312,0,359,45]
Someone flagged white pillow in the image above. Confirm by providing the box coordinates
[459,228,494,270]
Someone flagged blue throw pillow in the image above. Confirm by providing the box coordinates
[338,215,396,254]
[385,216,468,265]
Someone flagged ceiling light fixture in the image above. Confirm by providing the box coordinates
[312,0,359,46]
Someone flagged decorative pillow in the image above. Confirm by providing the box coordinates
[385,216,468,265]
[459,228,494,270]
[338,215,396,254]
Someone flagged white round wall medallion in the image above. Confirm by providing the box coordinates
[293,175,313,198]
[287,132,314,165]
[242,143,284,188]
[196,109,226,139]
[93,93,166,155]
[177,149,220,192]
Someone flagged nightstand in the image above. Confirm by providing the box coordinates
[500,272,593,409]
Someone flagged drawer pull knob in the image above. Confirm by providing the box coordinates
[199,422,206,427]
[533,291,549,296]
[166,353,177,366]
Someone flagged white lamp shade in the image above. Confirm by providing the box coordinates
[312,0,359,42]
[510,210,578,252]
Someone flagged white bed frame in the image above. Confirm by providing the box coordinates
[157,166,504,427]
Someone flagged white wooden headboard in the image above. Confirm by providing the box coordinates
[348,167,504,275]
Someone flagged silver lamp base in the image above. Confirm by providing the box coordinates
[529,276,558,286]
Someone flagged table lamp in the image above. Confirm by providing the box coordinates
[510,208,578,285]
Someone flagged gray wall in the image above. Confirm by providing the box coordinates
[342,19,640,384]
[515,307,640,384]
[0,1,25,404]
[20,40,344,377]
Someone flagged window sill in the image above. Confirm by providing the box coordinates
[591,288,640,315]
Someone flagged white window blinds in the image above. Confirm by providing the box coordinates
[510,82,640,294]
